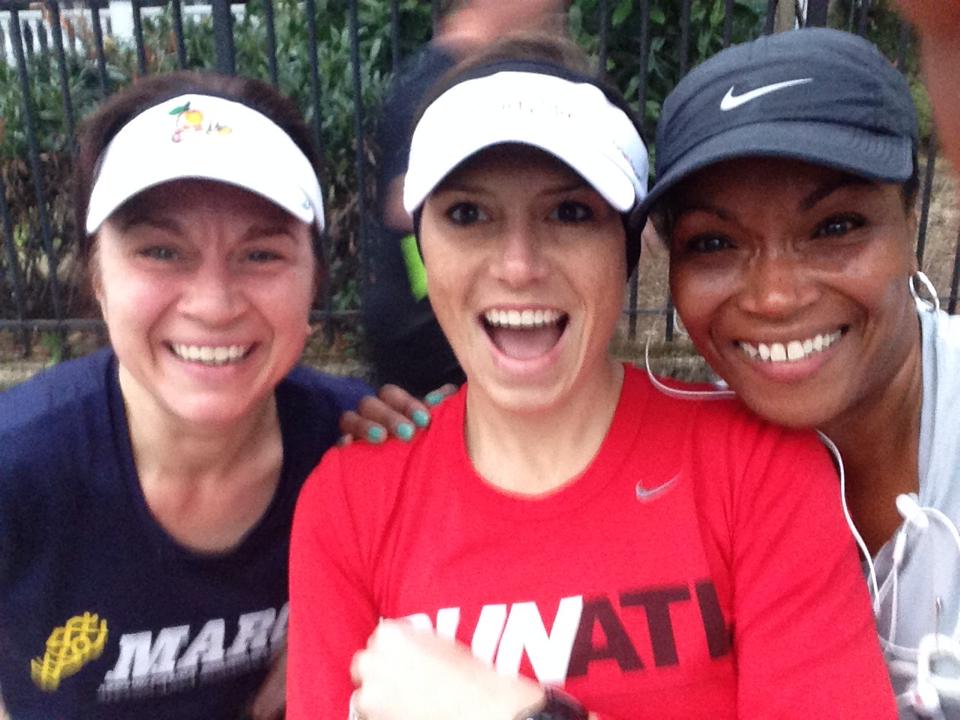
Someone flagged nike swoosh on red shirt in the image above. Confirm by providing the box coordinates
[635,473,680,502]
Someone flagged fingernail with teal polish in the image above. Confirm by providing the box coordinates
[425,391,444,406]
[412,409,430,428]
[397,422,415,442]
[366,426,386,444]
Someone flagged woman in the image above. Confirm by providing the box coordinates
[288,36,895,719]
[639,28,960,716]
[0,71,421,720]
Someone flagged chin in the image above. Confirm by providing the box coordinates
[737,391,835,431]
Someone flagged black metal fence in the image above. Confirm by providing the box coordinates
[1,0,959,360]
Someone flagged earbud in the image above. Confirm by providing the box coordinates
[897,493,930,530]
[910,679,944,719]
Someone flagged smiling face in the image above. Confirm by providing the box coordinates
[419,146,626,415]
[667,156,920,429]
[93,180,316,430]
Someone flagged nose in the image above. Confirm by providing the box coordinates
[179,258,247,325]
[738,250,818,318]
[490,220,548,287]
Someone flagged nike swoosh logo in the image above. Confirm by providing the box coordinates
[635,473,680,502]
[720,78,813,111]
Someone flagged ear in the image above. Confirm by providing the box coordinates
[906,210,920,273]
[88,240,109,319]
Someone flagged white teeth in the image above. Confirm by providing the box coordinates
[741,330,842,364]
[483,308,564,329]
[172,343,250,366]
[786,341,804,361]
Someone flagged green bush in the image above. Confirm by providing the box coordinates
[0,0,920,336]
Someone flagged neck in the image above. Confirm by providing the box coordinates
[465,358,624,495]
[119,366,281,483]
[821,338,923,555]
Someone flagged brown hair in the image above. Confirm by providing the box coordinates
[420,32,596,113]
[73,70,324,268]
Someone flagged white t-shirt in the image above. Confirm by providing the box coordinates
[873,303,960,718]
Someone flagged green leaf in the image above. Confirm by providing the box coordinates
[612,0,633,27]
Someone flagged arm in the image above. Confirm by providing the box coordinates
[895,1,960,177]
[287,449,381,719]
[727,428,896,717]
[351,622,617,720]
[247,645,286,720]
[349,622,545,720]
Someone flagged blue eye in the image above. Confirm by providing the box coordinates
[550,201,593,223]
[246,250,283,263]
[814,214,864,238]
[139,246,178,261]
[686,234,732,253]
[446,202,485,225]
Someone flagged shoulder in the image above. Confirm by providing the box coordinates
[925,307,960,349]
[0,350,116,474]
[295,387,463,527]
[0,349,113,434]
[279,365,370,414]
[624,364,798,446]
[275,366,371,480]
[622,364,828,484]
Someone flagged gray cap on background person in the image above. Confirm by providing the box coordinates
[638,27,919,218]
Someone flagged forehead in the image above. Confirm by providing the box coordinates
[672,157,868,204]
[110,179,301,227]
[438,144,584,190]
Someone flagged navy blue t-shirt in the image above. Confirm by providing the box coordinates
[0,349,368,719]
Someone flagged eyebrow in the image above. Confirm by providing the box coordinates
[116,214,298,244]
[799,175,877,211]
[115,213,181,234]
[239,224,299,243]
[671,202,733,223]
[672,174,879,223]
[434,179,588,197]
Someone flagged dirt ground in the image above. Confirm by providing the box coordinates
[2,156,958,391]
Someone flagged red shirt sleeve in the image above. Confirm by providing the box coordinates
[288,447,381,719]
[696,417,897,718]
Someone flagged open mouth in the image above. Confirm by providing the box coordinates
[482,308,569,360]
[738,328,845,364]
[169,343,253,366]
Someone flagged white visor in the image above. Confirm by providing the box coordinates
[85,93,324,234]
[403,70,648,216]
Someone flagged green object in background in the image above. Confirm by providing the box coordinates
[401,234,428,301]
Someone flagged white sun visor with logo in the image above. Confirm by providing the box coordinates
[85,93,325,234]
[403,70,648,217]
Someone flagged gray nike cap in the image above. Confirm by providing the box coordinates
[638,27,918,219]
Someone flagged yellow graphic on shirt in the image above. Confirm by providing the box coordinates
[30,612,109,691]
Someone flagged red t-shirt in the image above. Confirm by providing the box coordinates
[289,365,895,718]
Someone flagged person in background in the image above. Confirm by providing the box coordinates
[288,34,895,720]
[0,70,420,720]
[895,1,960,177]
[363,0,568,396]
[638,27,960,717]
